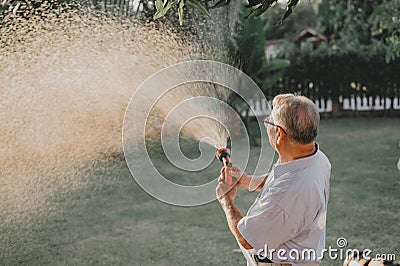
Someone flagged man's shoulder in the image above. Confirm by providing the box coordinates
[315,149,331,169]
[274,149,330,182]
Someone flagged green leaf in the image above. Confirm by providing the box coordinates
[153,0,178,20]
[245,0,276,19]
[167,0,179,10]
[244,5,263,19]
[178,0,185,25]
[210,0,231,9]
[246,0,262,8]
[278,0,299,24]
[155,0,163,11]
[186,0,210,17]
[153,11,163,20]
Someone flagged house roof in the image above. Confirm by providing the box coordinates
[292,27,327,43]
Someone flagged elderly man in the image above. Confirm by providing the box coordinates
[216,94,331,266]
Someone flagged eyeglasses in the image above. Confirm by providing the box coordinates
[263,115,287,135]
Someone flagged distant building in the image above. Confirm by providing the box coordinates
[265,28,327,61]
[265,38,286,62]
[292,27,327,49]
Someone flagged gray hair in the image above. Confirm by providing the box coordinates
[272,94,320,144]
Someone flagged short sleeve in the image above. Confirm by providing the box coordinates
[237,203,298,251]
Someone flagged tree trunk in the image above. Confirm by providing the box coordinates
[331,96,342,118]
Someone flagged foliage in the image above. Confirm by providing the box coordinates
[264,0,400,110]
[233,6,291,91]
[369,0,400,63]
[228,6,290,129]
[153,0,301,25]
[262,1,317,40]
[318,0,400,63]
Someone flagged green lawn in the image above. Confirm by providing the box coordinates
[2,118,399,265]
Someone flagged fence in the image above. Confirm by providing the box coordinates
[244,95,400,117]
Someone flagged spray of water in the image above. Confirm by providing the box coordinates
[0,3,233,233]
[0,4,279,263]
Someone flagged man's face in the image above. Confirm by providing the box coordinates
[264,110,279,150]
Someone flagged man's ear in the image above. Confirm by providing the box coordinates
[276,127,286,145]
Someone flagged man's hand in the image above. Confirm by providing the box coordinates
[216,181,237,203]
[215,180,254,250]
[219,165,250,189]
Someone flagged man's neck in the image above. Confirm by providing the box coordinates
[278,141,316,164]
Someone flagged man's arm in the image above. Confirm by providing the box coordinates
[219,197,253,249]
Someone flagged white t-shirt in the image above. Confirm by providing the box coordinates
[238,144,331,265]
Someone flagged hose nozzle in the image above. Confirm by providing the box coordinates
[216,147,232,167]
[216,148,233,185]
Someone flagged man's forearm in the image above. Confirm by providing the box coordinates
[220,198,252,250]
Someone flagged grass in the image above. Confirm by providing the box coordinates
[318,118,400,262]
[1,118,399,265]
